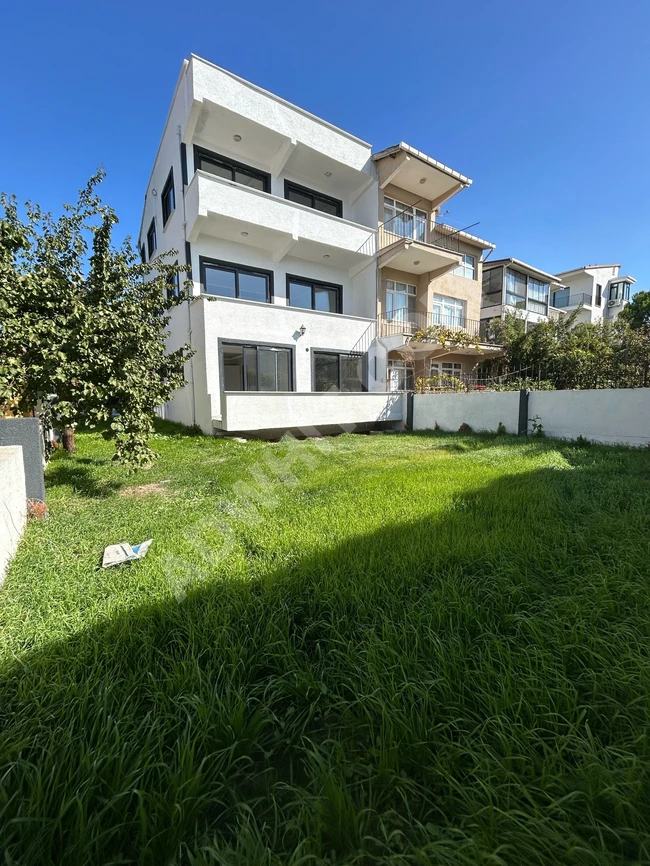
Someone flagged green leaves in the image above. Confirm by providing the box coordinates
[0,173,193,469]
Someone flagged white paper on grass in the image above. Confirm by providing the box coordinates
[102,539,153,568]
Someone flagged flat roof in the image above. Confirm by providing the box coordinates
[484,257,562,284]
[372,142,472,187]
[557,263,621,276]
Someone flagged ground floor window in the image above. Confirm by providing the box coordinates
[313,352,365,392]
[430,361,463,378]
[222,343,292,392]
[387,359,414,391]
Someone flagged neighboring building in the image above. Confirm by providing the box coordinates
[480,258,565,329]
[139,56,501,435]
[553,264,636,324]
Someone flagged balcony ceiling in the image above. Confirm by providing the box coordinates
[284,144,372,199]
[374,146,469,204]
[378,238,461,276]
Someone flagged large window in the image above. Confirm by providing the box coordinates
[166,261,180,300]
[287,275,341,313]
[452,253,476,280]
[430,361,463,383]
[147,218,157,258]
[385,280,417,323]
[482,266,503,307]
[527,277,550,315]
[313,352,365,392]
[596,284,602,306]
[383,196,427,242]
[200,258,272,304]
[222,343,292,392]
[161,168,175,226]
[609,281,631,301]
[505,269,527,309]
[194,146,271,193]
[284,181,342,217]
[433,294,464,327]
[387,359,413,392]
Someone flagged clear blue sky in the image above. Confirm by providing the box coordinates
[2,0,649,289]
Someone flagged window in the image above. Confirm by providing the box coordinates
[527,277,550,315]
[609,281,631,301]
[430,361,462,378]
[166,262,180,300]
[161,168,175,226]
[200,258,272,304]
[387,359,413,392]
[452,253,476,280]
[194,146,271,193]
[482,266,503,307]
[385,280,417,323]
[313,352,365,392]
[287,275,342,313]
[433,294,464,327]
[147,219,157,258]
[596,284,602,306]
[284,181,342,217]
[551,288,570,308]
[139,244,146,264]
[222,343,292,392]
[505,269,526,309]
[383,196,427,242]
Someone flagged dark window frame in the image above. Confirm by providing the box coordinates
[312,349,367,393]
[596,283,602,306]
[193,145,271,193]
[199,256,274,304]
[286,274,343,314]
[139,243,147,264]
[219,340,295,393]
[161,168,175,227]
[284,180,343,218]
[166,260,180,301]
[147,218,157,257]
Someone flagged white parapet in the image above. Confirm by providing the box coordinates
[0,446,27,582]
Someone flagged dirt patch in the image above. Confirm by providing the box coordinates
[119,481,172,498]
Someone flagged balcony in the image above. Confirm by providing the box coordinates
[551,292,593,308]
[357,217,463,277]
[186,171,375,270]
[378,311,504,357]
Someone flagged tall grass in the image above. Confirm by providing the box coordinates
[1,426,650,864]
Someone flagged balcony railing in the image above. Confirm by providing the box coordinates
[378,311,502,344]
[357,210,465,258]
[551,292,593,308]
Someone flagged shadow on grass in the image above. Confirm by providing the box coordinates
[46,455,123,498]
[2,447,650,864]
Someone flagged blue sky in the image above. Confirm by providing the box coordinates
[2,0,649,289]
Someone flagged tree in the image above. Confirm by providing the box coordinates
[619,290,650,329]
[0,173,192,468]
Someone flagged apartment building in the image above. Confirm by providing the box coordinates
[140,56,500,435]
[481,258,565,328]
[552,264,636,323]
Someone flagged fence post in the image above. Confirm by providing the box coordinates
[518,389,529,436]
[406,392,414,430]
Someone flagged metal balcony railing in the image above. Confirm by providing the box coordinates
[551,292,593,308]
[357,200,469,259]
[378,311,502,344]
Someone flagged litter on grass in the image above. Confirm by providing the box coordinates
[102,539,153,568]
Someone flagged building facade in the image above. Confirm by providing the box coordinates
[553,265,636,324]
[139,56,500,435]
[480,258,565,329]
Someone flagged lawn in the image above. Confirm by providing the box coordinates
[1,425,650,865]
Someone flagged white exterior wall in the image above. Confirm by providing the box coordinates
[413,392,520,434]
[0,446,27,583]
[528,389,650,446]
[221,392,404,432]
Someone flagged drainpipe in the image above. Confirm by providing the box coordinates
[178,124,197,428]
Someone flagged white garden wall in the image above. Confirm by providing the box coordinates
[529,389,650,446]
[413,392,521,434]
[0,446,27,582]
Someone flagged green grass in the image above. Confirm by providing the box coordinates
[2,424,650,865]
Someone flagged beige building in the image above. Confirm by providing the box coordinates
[370,144,501,390]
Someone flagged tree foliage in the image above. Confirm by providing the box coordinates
[0,172,193,468]
[618,290,650,329]
[482,312,650,389]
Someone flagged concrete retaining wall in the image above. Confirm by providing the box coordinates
[0,417,45,502]
[529,389,650,446]
[412,391,521,434]
[0,446,27,582]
